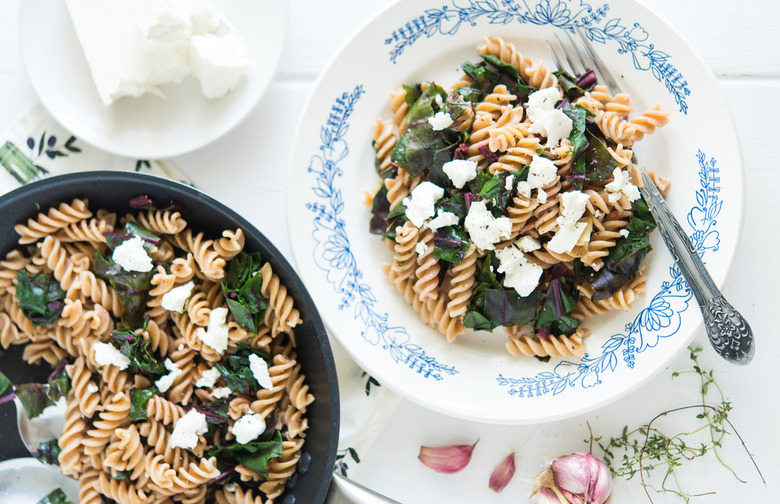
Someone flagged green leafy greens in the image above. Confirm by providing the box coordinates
[221,251,267,334]
[214,343,270,396]
[35,488,72,504]
[15,270,66,326]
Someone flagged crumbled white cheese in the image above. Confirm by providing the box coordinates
[161,280,195,312]
[594,210,603,218]
[415,241,428,256]
[527,156,558,189]
[442,159,478,189]
[558,191,591,227]
[547,222,589,254]
[505,174,515,191]
[87,383,99,393]
[403,182,445,228]
[516,235,541,253]
[224,482,238,493]
[177,343,184,351]
[428,111,454,131]
[249,354,273,389]
[526,87,562,117]
[427,209,459,231]
[516,181,531,198]
[605,168,641,203]
[155,358,183,393]
[211,386,232,399]
[94,342,131,370]
[619,228,630,238]
[112,236,153,272]
[536,188,548,204]
[464,200,512,251]
[495,246,544,297]
[170,409,208,449]
[65,0,250,105]
[526,87,572,148]
[231,413,266,444]
[195,306,229,354]
[190,32,250,99]
[195,367,221,388]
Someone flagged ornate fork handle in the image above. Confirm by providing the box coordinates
[638,165,754,364]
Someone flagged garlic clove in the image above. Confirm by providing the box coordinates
[585,453,613,504]
[418,440,478,474]
[551,453,590,496]
[532,487,566,504]
[488,451,516,492]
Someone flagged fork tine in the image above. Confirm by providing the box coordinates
[574,26,622,95]
[564,31,590,76]
[554,33,580,76]
[545,40,567,74]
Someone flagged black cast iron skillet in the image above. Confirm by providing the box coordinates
[0,171,340,504]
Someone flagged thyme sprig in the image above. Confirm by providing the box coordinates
[588,347,764,502]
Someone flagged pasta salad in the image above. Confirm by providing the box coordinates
[369,36,670,359]
[0,197,311,504]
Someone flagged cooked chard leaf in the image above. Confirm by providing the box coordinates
[583,198,657,300]
[194,399,231,425]
[35,488,72,504]
[391,123,463,178]
[566,125,618,187]
[433,226,470,264]
[463,253,542,331]
[369,184,393,238]
[112,329,166,377]
[215,344,269,395]
[480,55,534,101]
[435,194,467,221]
[406,83,448,123]
[94,248,153,329]
[402,83,423,106]
[209,430,283,478]
[15,270,66,326]
[221,252,267,333]
[0,371,11,397]
[33,438,61,466]
[535,265,579,335]
[478,171,515,211]
[130,388,155,421]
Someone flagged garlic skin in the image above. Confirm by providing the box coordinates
[529,452,613,504]
[489,451,516,492]
[417,440,478,474]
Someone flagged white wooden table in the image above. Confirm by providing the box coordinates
[1,1,778,502]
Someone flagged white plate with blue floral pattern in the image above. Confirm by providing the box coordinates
[287,0,744,423]
[18,0,288,159]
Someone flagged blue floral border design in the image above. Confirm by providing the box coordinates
[496,150,721,397]
[305,86,459,381]
[384,0,691,113]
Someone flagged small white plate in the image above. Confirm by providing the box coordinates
[287,0,744,423]
[0,458,79,503]
[18,0,288,159]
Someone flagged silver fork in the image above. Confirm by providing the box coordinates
[547,28,754,365]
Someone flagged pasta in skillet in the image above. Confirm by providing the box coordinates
[0,197,311,504]
[368,36,670,358]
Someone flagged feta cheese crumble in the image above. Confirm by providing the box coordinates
[619,228,630,238]
[516,235,541,253]
[442,159,478,189]
[160,280,195,312]
[527,156,558,189]
[415,242,428,256]
[231,413,266,444]
[536,188,548,204]
[112,236,153,272]
[170,409,208,449]
[464,201,512,251]
[87,383,99,393]
[495,246,544,297]
[516,181,532,198]
[605,168,641,203]
[195,306,229,354]
[195,367,221,388]
[403,182,445,228]
[427,209,459,231]
[94,342,130,370]
[155,358,183,393]
[249,354,273,389]
[547,222,589,254]
[211,386,232,399]
[557,190,591,227]
[428,111,454,131]
[526,87,572,148]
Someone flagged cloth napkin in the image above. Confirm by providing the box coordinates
[0,100,402,478]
